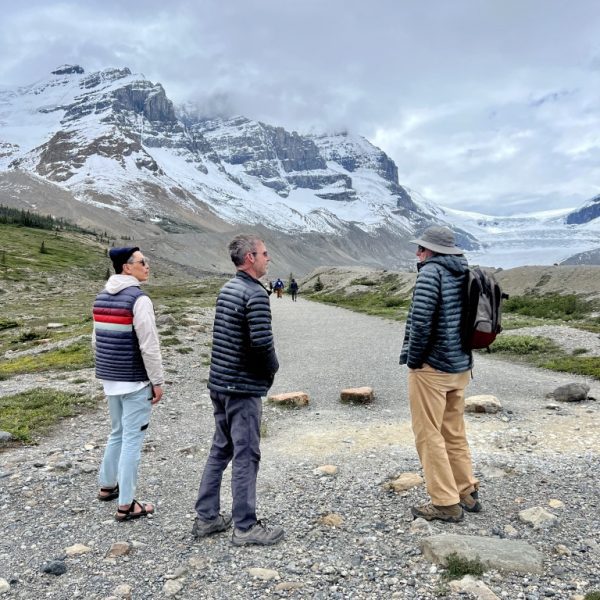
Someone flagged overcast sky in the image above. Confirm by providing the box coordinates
[1,0,599,215]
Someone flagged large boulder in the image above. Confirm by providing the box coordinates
[420,534,544,574]
[548,383,590,402]
[465,395,502,414]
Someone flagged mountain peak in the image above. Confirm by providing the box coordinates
[51,65,85,76]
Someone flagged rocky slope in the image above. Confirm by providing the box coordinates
[0,65,474,274]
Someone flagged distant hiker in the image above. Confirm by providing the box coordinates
[93,247,164,521]
[193,234,284,546]
[273,277,284,299]
[289,278,299,302]
[268,280,274,295]
[399,226,480,523]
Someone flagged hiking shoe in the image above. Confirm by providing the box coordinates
[411,502,464,523]
[460,490,482,513]
[192,514,233,538]
[231,520,285,546]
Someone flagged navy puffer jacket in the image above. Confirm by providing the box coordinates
[208,270,279,396]
[399,254,473,373]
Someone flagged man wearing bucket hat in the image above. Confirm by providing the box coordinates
[400,226,480,522]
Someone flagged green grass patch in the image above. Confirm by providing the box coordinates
[307,291,409,319]
[541,356,600,379]
[176,346,193,354]
[161,336,182,347]
[584,592,600,600]
[0,223,106,281]
[504,294,594,321]
[0,388,97,443]
[489,335,559,355]
[442,552,486,581]
[0,342,93,379]
[0,318,19,331]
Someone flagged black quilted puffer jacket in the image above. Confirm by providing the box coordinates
[399,254,473,373]
[208,270,279,396]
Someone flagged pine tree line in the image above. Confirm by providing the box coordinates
[0,204,95,235]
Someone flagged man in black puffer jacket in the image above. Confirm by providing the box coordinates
[400,226,480,523]
[193,234,284,546]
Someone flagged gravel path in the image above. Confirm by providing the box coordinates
[0,297,599,599]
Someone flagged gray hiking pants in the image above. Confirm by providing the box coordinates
[194,391,262,531]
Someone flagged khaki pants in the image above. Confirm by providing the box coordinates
[408,364,478,506]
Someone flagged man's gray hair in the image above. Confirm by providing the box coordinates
[228,234,263,266]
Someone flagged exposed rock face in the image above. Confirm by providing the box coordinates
[51,64,85,75]
[0,65,475,272]
[566,194,600,225]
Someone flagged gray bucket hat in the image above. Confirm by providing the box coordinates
[410,226,463,255]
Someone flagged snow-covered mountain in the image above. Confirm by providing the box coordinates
[435,206,600,268]
[0,64,477,272]
[0,64,597,271]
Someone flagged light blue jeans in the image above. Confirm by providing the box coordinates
[98,384,153,505]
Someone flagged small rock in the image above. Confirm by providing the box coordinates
[41,560,67,576]
[503,524,519,538]
[275,581,303,591]
[480,466,507,479]
[548,499,564,509]
[65,543,92,556]
[518,506,559,530]
[449,575,500,599]
[465,394,502,414]
[113,583,132,599]
[268,392,310,407]
[156,314,176,326]
[385,472,423,492]
[248,567,279,580]
[409,518,433,535]
[554,544,571,556]
[0,431,14,444]
[548,383,590,402]
[47,322,65,329]
[314,465,338,476]
[188,556,209,570]
[340,386,374,404]
[0,579,10,592]
[106,542,132,558]
[163,580,183,596]
[318,513,343,527]
[164,566,188,580]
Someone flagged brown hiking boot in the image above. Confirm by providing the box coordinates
[411,502,464,523]
[460,490,482,513]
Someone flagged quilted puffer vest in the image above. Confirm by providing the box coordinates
[93,286,149,382]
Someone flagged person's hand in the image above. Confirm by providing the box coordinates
[151,385,163,405]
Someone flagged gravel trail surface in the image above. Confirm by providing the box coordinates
[1,296,599,599]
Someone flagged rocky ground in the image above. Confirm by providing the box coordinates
[1,297,599,600]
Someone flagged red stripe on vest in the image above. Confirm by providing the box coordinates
[93,314,133,325]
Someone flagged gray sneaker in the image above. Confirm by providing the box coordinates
[231,520,285,546]
[192,514,232,538]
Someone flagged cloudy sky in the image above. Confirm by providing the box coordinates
[1,0,599,215]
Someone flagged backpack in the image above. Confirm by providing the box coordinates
[462,267,508,351]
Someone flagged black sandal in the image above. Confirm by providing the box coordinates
[115,499,154,522]
[97,484,119,502]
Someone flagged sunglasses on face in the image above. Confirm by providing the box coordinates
[129,258,149,266]
[417,246,426,253]
[251,251,269,258]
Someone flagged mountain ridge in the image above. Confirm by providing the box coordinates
[0,64,598,270]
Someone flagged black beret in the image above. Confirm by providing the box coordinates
[109,246,139,274]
